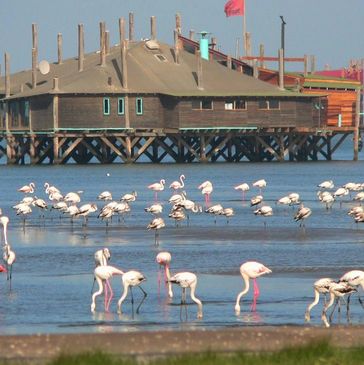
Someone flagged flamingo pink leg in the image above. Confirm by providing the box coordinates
[157,268,162,296]
[251,279,260,312]
[154,192,158,202]
[104,282,108,311]
[164,265,169,289]
[105,279,113,312]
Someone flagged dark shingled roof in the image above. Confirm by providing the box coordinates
[1,40,312,99]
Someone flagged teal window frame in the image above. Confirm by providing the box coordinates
[136,97,143,115]
[117,97,125,115]
[103,97,110,116]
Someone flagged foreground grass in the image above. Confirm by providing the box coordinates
[49,342,364,365]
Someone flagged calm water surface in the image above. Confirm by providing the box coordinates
[1,143,364,334]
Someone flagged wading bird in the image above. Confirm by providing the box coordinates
[148,179,166,202]
[235,261,272,314]
[198,180,213,207]
[0,216,16,289]
[147,217,165,245]
[17,182,35,194]
[294,204,312,228]
[169,174,186,191]
[305,277,336,322]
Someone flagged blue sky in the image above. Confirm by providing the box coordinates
[1,0,363,73]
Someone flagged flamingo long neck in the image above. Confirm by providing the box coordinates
[164,264,173,298]
[235,273,250,307]
[91,276,104,311]
[111,267,124,276]
[305,288,320,321]
[3,223,8,246]
[180,175,185,188]
[117,281,130,313]
[190,281,203,317]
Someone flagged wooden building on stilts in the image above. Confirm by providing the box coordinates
[0,15,359,165]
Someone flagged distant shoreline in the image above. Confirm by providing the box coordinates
[1,326,364,363]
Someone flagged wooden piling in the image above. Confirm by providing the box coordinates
[32,48,37,89]
[119,17,125,44]
[278,48,284,90]
[227,55,232,69]
[189,30,195,41]
[196,50,203,90]
[211,37,217,51]
[100,22,106,66]
[78,24,84,72]
[303,55,308,76]
[129,13,134,41]
[57,33,63,64]
[105,30,110,55]
[175,13,181,34]
[121,40,128,89]
[253,59,259,78]
[310,55,316,74]
[5,53,10,98]
[259,44,265,68]
[174,30,180,65]
[32,23,38,68]
[354,87,361,161]
[151,16,156,40]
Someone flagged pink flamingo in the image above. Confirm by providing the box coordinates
[17,182,35,194]
[234,182,250,202]
[1,216,16,289]
[148,179,166,202]
[169,175,186,191]
[91,265,124,312]
[198,180,213,207]
[0,265,6,273]
[235,261,272,314]
[156,251,173,297]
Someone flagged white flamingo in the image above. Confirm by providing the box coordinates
[156,251,173,298]
[235,261,272,314]
[147,217,165,245]
[234,182,250,202]
[252,179,267,194]
[169,174,186,191]
[294,204,312,228]
[17,182,35,194]
[198,180,213,207]
[98,191,113,201]
[117,270,147,315]
[305,277,336,322]
[148,179,165,202]
[0,216,16,288]
[318,180,334,190]
[121,191,137,203]
[91,265,124,312]
[144,203,163,215]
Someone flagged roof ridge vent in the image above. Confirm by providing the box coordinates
[145,39,160,50]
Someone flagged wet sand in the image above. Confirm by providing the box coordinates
[2,326,364,363]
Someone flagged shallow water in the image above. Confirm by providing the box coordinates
[1,145,364,334]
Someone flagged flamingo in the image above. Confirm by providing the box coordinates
[333,187,349,207]
[91,248,111,294]
[252,179,267,194]
[64,191,82,204]
[254,205,273,227]
[318,180,334,190]
[205,204,223,224]
[294,204,312,228]
[148,179,165,202]
[144,203,163,215]
[288,193,300,205]
[235,261,272,314]
[76,203,98,226]
[17,182,35,194]
[220,207,234,224]
[113,202,131,223]
[339,270,364,309]
[91,265,124,312]
[0,216,16,288]
[169,174,186,191]
[198,180,213,207]
[305,278,336,322]
[147,217,165,245]
[156,251,173,297]
[234,182,250,202]
[321,282,357,328]
[250,195,263,207]
[44,182,61,195]
[98,191,112,201]
[169,272,203,319]
[168,207,186,226]
[117,270,147,315]
[121,191,137,203]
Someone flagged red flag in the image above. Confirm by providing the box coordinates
[224,0,245,17]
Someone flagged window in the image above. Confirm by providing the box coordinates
[103,98,110,115]
[136,98,143,115]
[117,98,125,115]
[191,99,213,110]
[225,99,247,110]
[258,99,280,110]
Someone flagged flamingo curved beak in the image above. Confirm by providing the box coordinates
[0,265,7,273]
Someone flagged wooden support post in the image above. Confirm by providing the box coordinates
[100,22,106,66]
[175,13,181,34]
[32,48,37,89]
[227,55,232,69]
[354,88,361,161]
[189,30,195,41]
[78,24,84,72]
[119,17,125,44]
[211,37,217,51]
[310,55,316,74]
[53,94,59,131]
[129,12,134,41]
[32,23,38,68]
[303,55,308,76]
[196,50,203,90]
[105,30,110,55]
[200,134,207,162]
[121,40,128,89]
[57,33,63,64]
[53,136,60,164]
[5,53,10,98]
[174,30,180,64]
[253,59,259,78]
[246,32,251,63]
[278,48,284,90]
[150,16,156,40]
[259,44,265,68]
[30,135,36,164]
